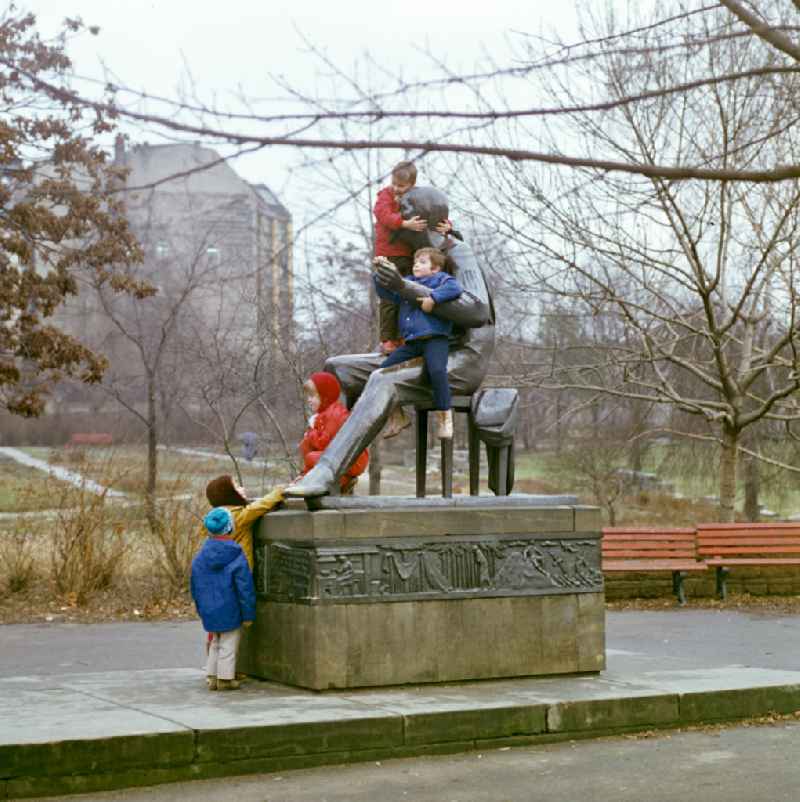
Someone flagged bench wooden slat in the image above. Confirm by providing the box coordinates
[603,535,695,546]
[699,540,800,547]
[603,533,696,542]
[698,522,800,527]
[704,557,800,566]
[603,559,706,572]
[697,532,800,543]
[603,528,695,535]
[603,544,697,552]
[698,549,800,553]
[604,551,697,560]
[698,525,800,532]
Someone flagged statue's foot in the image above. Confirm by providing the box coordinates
[285,463,336,498]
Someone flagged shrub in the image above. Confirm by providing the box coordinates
[0,524,36,594]
[148,485,206,594]
[48,478,129,606]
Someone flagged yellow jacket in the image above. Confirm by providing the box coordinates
[201,487,283,569]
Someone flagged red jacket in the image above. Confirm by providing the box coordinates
[373,186,412,258]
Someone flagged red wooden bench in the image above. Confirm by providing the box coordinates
[67,433,113,447]
[696,522,800,599]
[602,527,706,604]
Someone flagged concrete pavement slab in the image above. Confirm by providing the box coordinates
[2,609,800,799]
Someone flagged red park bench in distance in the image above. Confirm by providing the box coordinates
[66,433,113,447]
[601,526,706,605]
[696,522,800,599]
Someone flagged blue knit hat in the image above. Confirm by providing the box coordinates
[204,507,234,535]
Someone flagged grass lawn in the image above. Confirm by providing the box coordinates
[18,445,292,500]
[0,455,75,512]
[7,442,800,520]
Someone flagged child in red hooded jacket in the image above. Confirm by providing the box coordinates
[299,372,368,494]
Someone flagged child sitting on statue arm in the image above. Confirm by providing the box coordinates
[374,247,462,440]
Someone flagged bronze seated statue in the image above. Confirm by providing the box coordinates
[286,186,497,499]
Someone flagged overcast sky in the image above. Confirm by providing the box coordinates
[21,0,582,205]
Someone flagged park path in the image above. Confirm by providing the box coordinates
[0,447,191,520]
[0,446,125,498]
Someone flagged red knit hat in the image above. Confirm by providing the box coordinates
[309,371,341,412]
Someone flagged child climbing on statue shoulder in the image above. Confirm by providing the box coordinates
[373,160,455,355]
[373,247,462,440]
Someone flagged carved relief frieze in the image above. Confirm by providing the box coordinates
[255,534,602,604]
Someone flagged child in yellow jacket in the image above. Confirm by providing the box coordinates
[203,475,284,570]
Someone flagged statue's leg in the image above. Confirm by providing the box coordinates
[286,343,493,498]
[286,360,430,497]
[324,352,381,409]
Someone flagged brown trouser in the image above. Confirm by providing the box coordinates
[377,255,413,341]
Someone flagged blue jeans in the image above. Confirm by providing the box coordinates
[380,336,451,410]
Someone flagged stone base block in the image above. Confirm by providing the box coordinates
[239,498,605,690]
[239,592,605,690]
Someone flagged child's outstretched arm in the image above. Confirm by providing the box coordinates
[236,486,285,527]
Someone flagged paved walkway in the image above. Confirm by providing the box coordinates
[0,448,124,498]
[1,609,799,799]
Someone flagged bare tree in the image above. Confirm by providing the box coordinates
[0,11,144,417]
[23,1,800,517]
[12,2,800,188]
[460,2,800,520]
[92,186,249,531]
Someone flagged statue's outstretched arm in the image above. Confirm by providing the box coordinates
[374,260,490,328]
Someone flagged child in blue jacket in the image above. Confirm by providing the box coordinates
[190,507,256,691]
[374,246,463,440]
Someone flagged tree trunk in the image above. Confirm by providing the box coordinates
[606,499,616,526]
[555,393,563,453]
[591,400,600,440]
[145,373,159,535]
[718,425,738,523]
[743,452,760,522]
[629,400,646,473]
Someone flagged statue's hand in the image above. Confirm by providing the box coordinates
[374,259,404,291]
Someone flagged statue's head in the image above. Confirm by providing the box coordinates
[399,186,449,229]
[395,186,450,251]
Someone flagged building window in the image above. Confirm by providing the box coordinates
[206,245,221,265]
[155,241,169,258]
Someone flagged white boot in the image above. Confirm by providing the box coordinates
[383,405,411,439]
[434,409,453,440]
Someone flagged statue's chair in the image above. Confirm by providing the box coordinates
[412,387,519,498]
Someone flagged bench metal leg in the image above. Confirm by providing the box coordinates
[441,437,454,498]
[672,571,687,605]
[715,566,729,600]
[416,410,428,498]
[468,414,480,496]
[495,445,509,497]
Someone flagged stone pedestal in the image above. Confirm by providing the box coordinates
[238,496,604,690]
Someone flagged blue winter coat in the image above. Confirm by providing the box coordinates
[374,272,463,340]
[190,537,256,633]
